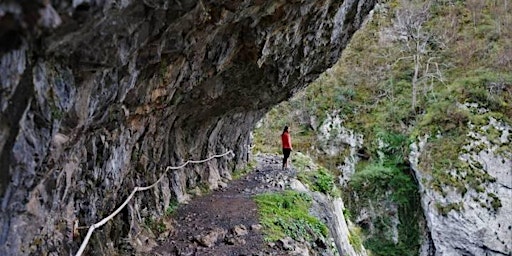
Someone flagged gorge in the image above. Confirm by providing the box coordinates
[2,0,511,255]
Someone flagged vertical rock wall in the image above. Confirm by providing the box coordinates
[0,0,376,255]
[410,114,512,256]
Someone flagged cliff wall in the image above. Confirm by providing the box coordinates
[0,0,376,254]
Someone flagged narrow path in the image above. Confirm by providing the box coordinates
[152,155,296,256]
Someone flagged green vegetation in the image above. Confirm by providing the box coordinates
[232,159,257,180]
[254,0,511,254]
[297,167,338,196]
[349,164,414,205]
[487,192,502,211]
[291,152,317,172]
[416,72,512,191]
[254,191,329,242]
[292,152,341,197]
[435,202,464,216]
[187,182,211,195]
[165,199,179,216]
[144,216,166,234]
[348,226,364,253]
[345,136,422,256]
[146,200,179,235]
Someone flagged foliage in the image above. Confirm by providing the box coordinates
[165,199,179,216]
[253,0,512,254]
[232,159,257,179]
[416,72,512,198]
[297,167,339,197]
[254,191,329,242]
[434,202,463,216]
[488,193,502,210]
[349,163,415,205]
[345,127,422,255]
[348,226,364,253]
[291,153,340,197]
[291,152,317,172]
[314,168,335,194]
[144,217,166,234]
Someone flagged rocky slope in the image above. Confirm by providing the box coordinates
[0,0,377,255]
[254,0,512,254]
[411,112,512,256]
[149,154,363,256]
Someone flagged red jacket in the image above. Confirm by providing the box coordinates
[281,132,292,149]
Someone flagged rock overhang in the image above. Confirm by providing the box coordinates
[0,0,377,254]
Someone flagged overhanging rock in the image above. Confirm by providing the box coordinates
[0,0,377,254]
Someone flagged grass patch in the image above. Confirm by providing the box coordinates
[348,226,364,253]
[254,190,329,242]
[297,167,338,196]
[488,193,502,211]
[232,159,257,180]
[291,152,317,172]
[292,153,341,197]
[435,202,464,216]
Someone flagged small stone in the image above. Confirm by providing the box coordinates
[232,224,248,236]
[225,236,246,245]
[278,237,295,250]
[194,228,227,247]
[250,224,263,231]
[218,181,228,188]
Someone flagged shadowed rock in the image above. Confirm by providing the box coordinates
[0,0,377,255]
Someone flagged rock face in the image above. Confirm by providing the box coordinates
[310,194,368,256]
[410,115,512,256]
[257,154,365,256]
[317,111,363,185]
[0,0,376,255]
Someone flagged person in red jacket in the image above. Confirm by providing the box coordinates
[281,126,292,170]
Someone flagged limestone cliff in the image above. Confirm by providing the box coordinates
[252,0,512,254]
[0,0,376,255]
[410,109,512,256]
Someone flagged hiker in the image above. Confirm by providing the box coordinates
[281,126,292,170]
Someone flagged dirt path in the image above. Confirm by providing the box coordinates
[152,155,295,256]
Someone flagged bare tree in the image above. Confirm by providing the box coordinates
[393,0,444,111]
[466,0,486,27]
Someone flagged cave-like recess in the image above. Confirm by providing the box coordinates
[0,0,377,255]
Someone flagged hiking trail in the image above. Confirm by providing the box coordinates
[152,154,299,256]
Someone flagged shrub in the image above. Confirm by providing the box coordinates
[348,226,364,253]
[297,166,339,197]
[232,160,256,179]
[349,163,415,205]
[313,168,335,194]
[165,199,179,216]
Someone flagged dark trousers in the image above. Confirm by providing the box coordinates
[282,148,291,167]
